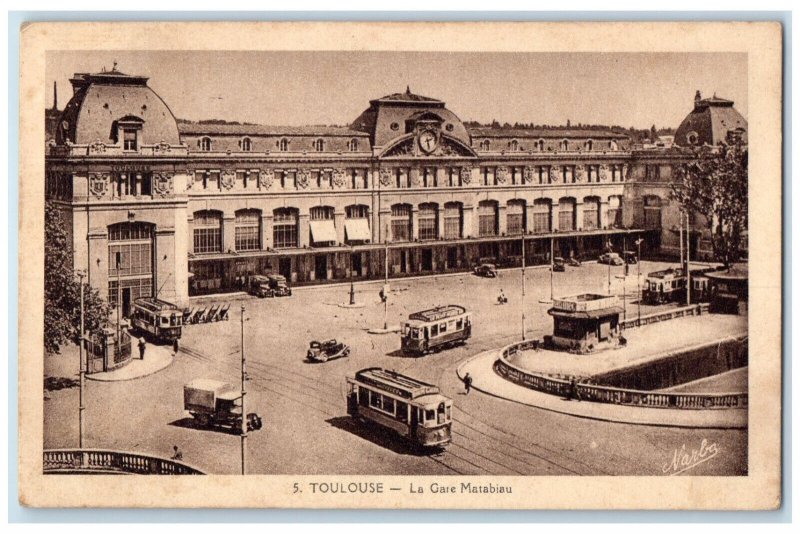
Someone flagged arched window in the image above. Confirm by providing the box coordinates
[272,208,298,249]
[314,138,325,152]
[240,137,252,152]
[107,222,154,311]
[279,138,289,152]
[585,139,593,151]
[199,137,212,151]
[391,204,412,242]
[537,139,545,151]
[443,202,463,239]
[344,205,370,244]
[610,140,619,151]
[506,199,526,235]
[349,138,359,152]
[235,209,261,251]
[310,206,334,221]
[480,139,491,151]
[582,196,600,231]
[558,198,576,232]
[478,200,498,237]
[193,210,223,253]
[509,139,519,151]
[607,195,623,228]
[345,204,369,219]
[532,199,552,233]
[561,139,569,151]
[418,203,439,241]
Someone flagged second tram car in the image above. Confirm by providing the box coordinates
[130,297,183,342]
[401,305,472,355]
[641,267,714,305]
[346,367,453,449]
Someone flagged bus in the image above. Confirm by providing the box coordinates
[346,367,453,449]
[130,297,183,342]
[400,305,472,356]
[642,267,714,305]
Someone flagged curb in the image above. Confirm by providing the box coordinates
[86,352,175,383]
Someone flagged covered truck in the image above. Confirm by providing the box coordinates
[183,378,263,433]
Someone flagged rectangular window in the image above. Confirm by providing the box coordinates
[273,213,298,249]
[478,204,497,237]
[559,210,575,232]
[193,227,222,254]
[235,225,260,251]
[583,206,599,230]
[418,209,437,241]
[108,242,152,277]
[123,129,137,151]
[443,206,462,239]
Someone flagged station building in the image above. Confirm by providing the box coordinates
[45,68,747,313]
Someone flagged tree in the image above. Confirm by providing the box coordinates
[671,142,748,268]
[45,201,110,354]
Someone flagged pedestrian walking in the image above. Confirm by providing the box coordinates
[173,338,180,355]
[463,372,473,395]
[138,337,146,360]
[171,445,183,461]
[566,377,582,402]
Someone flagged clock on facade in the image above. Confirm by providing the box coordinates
[418,130,438,153]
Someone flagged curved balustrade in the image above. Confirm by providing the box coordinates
[494,337,748,410]
[43,449,205,475]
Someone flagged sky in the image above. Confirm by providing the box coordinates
[46,51,747,130]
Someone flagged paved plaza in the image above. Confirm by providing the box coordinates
[44,260,748,476]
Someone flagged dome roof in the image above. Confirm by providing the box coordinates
[55,69,180,146]
[674,91,747,147]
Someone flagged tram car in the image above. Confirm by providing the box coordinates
[346,367,453,449]
[641,267,714,305]
[400,305,472,356]
[130,297,183,342]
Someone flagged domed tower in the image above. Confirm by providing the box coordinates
[674,91,747,147]
[55,67,181,148]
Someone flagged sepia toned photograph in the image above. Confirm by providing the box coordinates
[18,21,782,509]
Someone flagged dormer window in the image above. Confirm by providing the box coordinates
[509,139,519,151]
[561,139,569,151]
[349,138,359,152]
[279,138,289,152]
[585,139,593,151]
[240,137,252,152]
[480,139,490,151]
[199,137,212,151]
[123,129,138,151]
[537,139,545,151]
[314,139,325,152]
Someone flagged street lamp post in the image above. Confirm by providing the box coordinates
[349,246,356,306]
[240,304,247,475]
[115,251,122,358]
[635,237,643,325]
[383,227,389,330]
[521,233,526,341]
[77,270,86,448]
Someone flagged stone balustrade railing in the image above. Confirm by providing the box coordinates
[494,337,748,410]
[43,449,205,475]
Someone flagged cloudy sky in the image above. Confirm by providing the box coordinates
[46,51,747,130]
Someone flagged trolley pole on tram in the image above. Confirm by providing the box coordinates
[240,304,247,475]
[635,237,643,325]
[539,236,555,304]
[685,211,691,307]
[115,252,121,358]
[383,226,389,330]
[521,233,526,341]
[77,270,86,449]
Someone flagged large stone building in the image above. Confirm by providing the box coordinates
[45,68,746,313]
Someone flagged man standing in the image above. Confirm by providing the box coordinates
[463,372,473,395]
[138,337,146,360]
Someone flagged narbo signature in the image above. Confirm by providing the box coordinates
[662,439,720,475]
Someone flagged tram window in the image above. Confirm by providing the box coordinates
[396,401,408,422]
[410,328,419,339]
[384,397,395,414]
[425,409,436,421]
[440,322,447,333]
[160,316,169,326]
[431,325,439,337]
[359,387,369,407]
[370,391,382,409]
[456,319,463,329]
[446,405,451,420]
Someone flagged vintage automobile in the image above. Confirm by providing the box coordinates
[553,257,567,272]
[598,252,625,266]
[306,339,351,363]
[266,273,292,297]
[622,251,639,265]
[183,379,263,433]
[473,263,498,278]
[567,256,582,267]
[247,275,272,298]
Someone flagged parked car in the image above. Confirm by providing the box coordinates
[474,263,498,278]
[553,257,566,272]
[306,339,350,363]
[622,251,638,264]
[266,273,292,297]
[598,252,625,266]
[247,275,272,298]
[567,256,582,267]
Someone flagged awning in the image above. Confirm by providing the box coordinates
[309,220,337,244]
[548,306,624,320]
[344,219,371,242]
